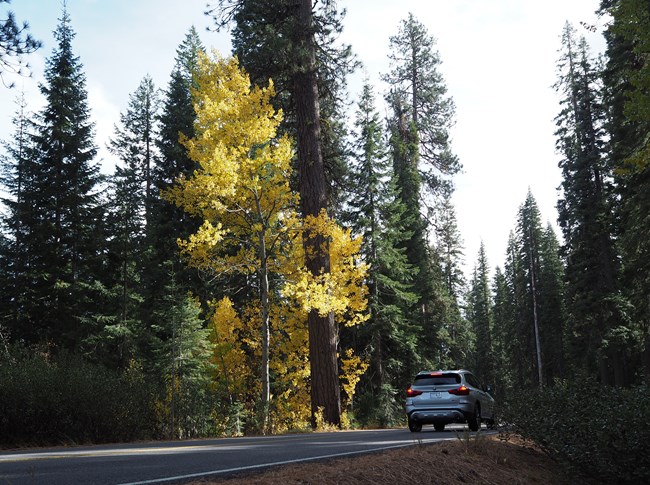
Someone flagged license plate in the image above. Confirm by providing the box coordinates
[430,392,441,398]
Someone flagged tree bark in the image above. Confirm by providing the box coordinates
[293,0,341,427]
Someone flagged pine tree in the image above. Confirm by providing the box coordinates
[383,13,460,201]
[515,191,546,387]
[434,195,465,302]
[386,90,438,364]
[432,193,471,368]
[0,0,41,87]
[501,192,566,389]
[152,26,203,262]
[9,8,102,349]
[502,231,533,388]
[538,223,567,383]
[92,162,145,368]
[600,0,650,379]
[342,81,418,425]
[491,266,514,397]
[90,76,160,368]
[0,92,37,340]
[151,276,213,439]
[144,28,212,376]
[110,75,159,225]
[383,14,460,368]
[554,22,627,384]
[466,243,494,386]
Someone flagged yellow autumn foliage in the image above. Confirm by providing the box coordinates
[282,210,370,328]
[209,297,252,399]
[163,51,299,273]
[340,348,370,407]
[164,52,369,431]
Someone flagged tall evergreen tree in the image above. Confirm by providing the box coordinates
[383,13,460,201]
[491,265,515,397]
[600,0,650,379]
[90,75,160,368]
[434,194,465,302]
[343,81,418,425]
[383,14,460,368]
[503,192,567,388]
[111,75,159,225]
[93,160,145,368]
[432,193,471,368]
[146,28,209,362]
[151,27,204,289]
[502,230,533,388]
[7,8,102,349]
[515,191,546,387]
[466,243,494,387]
[292,0,340,427]
[554,22,627,384]
[386,89,438,364]
[0,92,37,339]
[538,222,567,383]
[151,277,213,439]
[153,26,203,242]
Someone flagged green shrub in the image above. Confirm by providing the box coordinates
[0,351,160,447]
[502,379,650,483]
[354,384,404,428]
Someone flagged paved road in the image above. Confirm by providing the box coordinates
[0,426,488,484]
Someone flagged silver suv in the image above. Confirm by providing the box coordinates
[405,370,495,432]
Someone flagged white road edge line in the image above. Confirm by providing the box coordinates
[117,437,455,485]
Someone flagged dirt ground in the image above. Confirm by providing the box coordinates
[190,433,594,485]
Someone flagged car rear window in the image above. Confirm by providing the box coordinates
[413,373,461,386]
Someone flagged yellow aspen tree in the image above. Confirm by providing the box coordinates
[164,52,297,433]
[209,297,252,403]
[165,52,369,433]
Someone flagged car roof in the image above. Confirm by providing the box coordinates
[416,369,470,375]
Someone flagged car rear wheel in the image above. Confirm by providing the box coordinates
[468,404,481,431]
[408,418,422,432]
[434,423,445,432]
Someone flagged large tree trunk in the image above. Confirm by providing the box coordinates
[293,0,341,427]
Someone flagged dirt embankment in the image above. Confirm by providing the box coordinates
[192,434,594,485]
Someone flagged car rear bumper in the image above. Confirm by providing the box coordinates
[407,409,466,425]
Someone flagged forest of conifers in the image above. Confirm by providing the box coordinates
[0,1,649,479]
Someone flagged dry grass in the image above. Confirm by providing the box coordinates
[190,433,594,485]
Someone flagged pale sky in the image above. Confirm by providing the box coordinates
[0,0,606,276]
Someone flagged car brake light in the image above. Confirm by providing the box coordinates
[448,385,470,396]
[407,388,423,397]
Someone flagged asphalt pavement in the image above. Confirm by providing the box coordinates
[0,425,488,484]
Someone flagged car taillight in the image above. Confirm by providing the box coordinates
[407,388,423,397]
[448,385,470,396]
